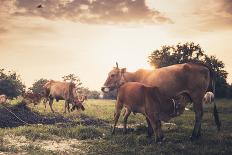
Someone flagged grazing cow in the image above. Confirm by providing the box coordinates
[22,91,42,106]
[203,92,214,104]
[43,80,77,113]
[70,95,87,111]
[102,62,221,141]
[0,94,7,104]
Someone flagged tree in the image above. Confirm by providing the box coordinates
[77,87,100,99]
[148,42,229,98]
[0,69,25,99]
[148,42,204,68]
[62,74,82,87]
[29,78,48,95]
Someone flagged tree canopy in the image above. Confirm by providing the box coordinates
[29,78,48,95]
[148,42,230,98]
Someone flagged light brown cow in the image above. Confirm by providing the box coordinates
[22,91,43,106]
[43,80,77,113]
[203,91,214,104]
[70,95,87,111]
[0,94,7,104]
[112,82,164,142]
[113,82,191,141]
[102,62,221,141]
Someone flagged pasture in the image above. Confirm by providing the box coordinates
[0,99,231,154]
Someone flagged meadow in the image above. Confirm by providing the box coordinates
[0,99,231,155]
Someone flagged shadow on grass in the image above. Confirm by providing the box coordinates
[0,101,108,128]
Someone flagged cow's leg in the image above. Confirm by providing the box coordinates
[146,112,164,143]
[112,101,123,135]
[123,108,131,134]
[64,101,68,113]
[146,117,154,137]
[190,98,203,141]
[49,98,54,113]
[43,98,48,111]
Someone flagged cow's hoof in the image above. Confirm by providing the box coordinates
[148,138,153,144]
[190,135,200,141]
[156,137,164,144]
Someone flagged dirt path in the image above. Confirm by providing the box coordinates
[2,135,86,154]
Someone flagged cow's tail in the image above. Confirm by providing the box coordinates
[208,66,221,131]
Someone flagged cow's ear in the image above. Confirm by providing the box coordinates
[121,68,126,74]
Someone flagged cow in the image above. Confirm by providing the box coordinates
[112,82,164,142]
[43,80,77,113]
[101,62,221,141]
[113,82,191,141]
[70,95,87,111]
[0,94,7,104]
[22,91,43,106]
[203,92,214,104]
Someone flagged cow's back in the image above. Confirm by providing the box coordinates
[118,82,146,113]
[49,81,74,100]
[136,63,210,98]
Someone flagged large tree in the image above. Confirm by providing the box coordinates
[29,78,48,95]
[148,42,229,98]
[0,69,25,98]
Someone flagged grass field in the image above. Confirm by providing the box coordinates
[0,99,231,154]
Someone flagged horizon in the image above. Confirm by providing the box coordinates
[1,0,232,90]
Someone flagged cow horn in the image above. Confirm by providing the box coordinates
[116,62,119,68]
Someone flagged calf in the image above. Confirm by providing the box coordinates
[112,82,164,142]
[23,91,42,106]
[113,82,192,142]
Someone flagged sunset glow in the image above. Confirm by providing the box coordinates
[1,0,232,90]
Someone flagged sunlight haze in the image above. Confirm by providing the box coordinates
[1,0,232,90]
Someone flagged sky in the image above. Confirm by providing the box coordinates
[1,0,232,90]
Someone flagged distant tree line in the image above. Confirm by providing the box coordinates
[0,71,101,99]
[148,42,231,98]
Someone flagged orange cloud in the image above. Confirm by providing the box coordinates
[13,0,171,25]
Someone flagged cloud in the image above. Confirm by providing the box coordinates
[12,0,171,25]
[0,27,8,34]
[194,0,232,31]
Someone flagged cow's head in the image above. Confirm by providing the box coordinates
[101,62,127,93]
[71,98,85,111]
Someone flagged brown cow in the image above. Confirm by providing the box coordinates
[102,63,220,141]
[70,95,87,111]
[43,80,77,113]
[22,91,42,106]
[113,82,164,142]
[113,82,190,141]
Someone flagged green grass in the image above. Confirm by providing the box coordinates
[0,99,231,154]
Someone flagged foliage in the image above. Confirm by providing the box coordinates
[0,69,25,98]
[103,89,117,99]
[29,78,48,95]
[62,74,82,87]
[78,87,100,99]
[148,42,230,98]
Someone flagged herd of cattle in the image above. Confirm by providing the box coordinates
[0,62,220,142]
[101,62,220,142]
